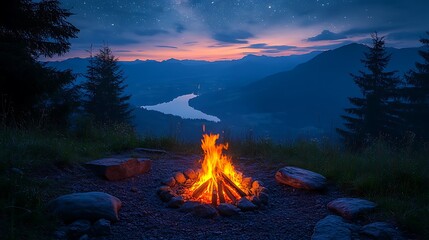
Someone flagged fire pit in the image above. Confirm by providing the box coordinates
[157,134,268,216]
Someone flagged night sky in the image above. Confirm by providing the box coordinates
[58,0,429,61]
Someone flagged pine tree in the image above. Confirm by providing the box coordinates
[0,0,79,126]
[83,46,132,124]
[403,32,429,141]
[337,33,401,147]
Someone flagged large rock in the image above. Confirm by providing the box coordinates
[275,166,327,190]
[312,215,358,240]
[360,222,404,240]
[327,198,377,220]
[47,192,122,223]
[86,158,152,181]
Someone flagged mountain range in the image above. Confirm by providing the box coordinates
[189,43,422,140]
[48,43,422,141]
[47,52,319,105]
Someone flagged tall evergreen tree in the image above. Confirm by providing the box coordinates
[338,33,401,147]
[83,46,132,124]
[403,32,429,141]
[0,0,79,126]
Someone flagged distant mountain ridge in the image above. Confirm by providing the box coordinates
[47,52,320,105]
[190,43,422,139]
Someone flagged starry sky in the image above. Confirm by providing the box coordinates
[57,0,429,61]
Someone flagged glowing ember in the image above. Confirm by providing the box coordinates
[184,133,246,205]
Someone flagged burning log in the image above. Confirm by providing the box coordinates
[192,179,211,199]
[217,180,225,203]
[222,183,237,202]
[211,189,217,206]
[221,172,247,197]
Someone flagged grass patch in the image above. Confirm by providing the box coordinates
[229,138,429,238]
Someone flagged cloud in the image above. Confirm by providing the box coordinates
[242,43,296,51]
[156,45,178,49]
[213,30,254,44]
[175,23,186,33]
[307,30,347,42]
[184,41,198,45]
[135,29,169,36]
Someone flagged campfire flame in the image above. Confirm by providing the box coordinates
[187,133,245,205]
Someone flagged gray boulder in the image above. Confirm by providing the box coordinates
[47,192,122,223]
[312,215,358,240]
[86,158,152,181]
[327,198,377,219]
[275,166,327,190]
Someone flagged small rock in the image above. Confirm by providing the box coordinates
[217,203,240,216]
[327,198,377,220]
[237,197,258,211]
[184,169,197,180]
[157,186,171,195]
[174,172,186,184]
[92,218,111,236]
[162,177,176,187]
[131,187,138,192]
[258,192,269,205]
[312,215,358,240]
[252,180,262,189]
[47,192,122,223]
[276,166,327,190]
[167,196,184,208]
[53,227,68,240]
[68,220,91,239]
[179,201,200,213]
[159,190,175,202]
[360,222,404,240]
[193,204,218,218]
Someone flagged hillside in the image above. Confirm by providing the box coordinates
[190,43,421,139]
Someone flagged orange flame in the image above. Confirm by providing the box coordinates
[188,133,243,204]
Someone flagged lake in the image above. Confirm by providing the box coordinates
[140,94,221,122]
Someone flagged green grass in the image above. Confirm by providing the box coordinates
[229,138,429,238]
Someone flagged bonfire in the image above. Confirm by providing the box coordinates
[158,133,268,213]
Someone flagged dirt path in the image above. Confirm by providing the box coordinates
[59,151,346,240]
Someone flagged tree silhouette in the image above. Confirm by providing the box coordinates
[83,46,132,124]
[0,0,79,126]
[402,32,429,141]
[338,33,401,147]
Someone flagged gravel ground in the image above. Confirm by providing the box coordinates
[55,151,348,240]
